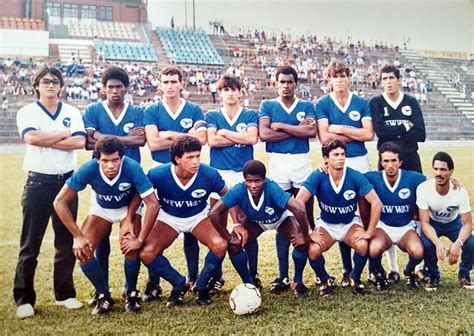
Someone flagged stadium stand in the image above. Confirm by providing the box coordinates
[157,27,224,65]
[0,17,44,31]
[67,21,140,41]
[95,42,157,62]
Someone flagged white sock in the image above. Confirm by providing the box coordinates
[386,245,399,273]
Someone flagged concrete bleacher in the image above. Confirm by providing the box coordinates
[67,21,140,41]
[95,41,157,62]
[157,27,224,65]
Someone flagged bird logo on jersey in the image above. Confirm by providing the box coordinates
[398,188,411,199]
[62,117,71,128]
[180,118,193,129]
[401,106,412,116]
[447,205,459,212]
[123,123,134,134]
[236,123,247,133]
[265,206,275,215]
[348,111,361,121]
[191,189,206,198]
[296,112,306,122]
[118,183,131,191]
[343,190,356,200]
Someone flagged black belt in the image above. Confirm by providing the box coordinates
[28,171,73,180]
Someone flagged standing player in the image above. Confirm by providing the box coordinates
[259,65,317,293]
[362,142,426,290]
[209,160,314,299]
[206,74,259,288]
[144,66,207,289]
[296,139,382,295]
[14,66,86,318]
[139,136,232,307]
[417,152,474,291]
[82,66,151,304]
[315,60,374,287]
[53,137,159,315]
[370,64,426,282]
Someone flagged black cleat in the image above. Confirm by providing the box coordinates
[368,272,390,291]
[415,268,430,284]
[207,276,225,296]
[166,284,188,308]
[458,275,474,290]
[340,271,351,288]
[269,277,290,294]
[87,290,99,307]
[252,273,263,291]
[350,278,366,295]
[424,277,439,292]
[91,293,114,315]
[124,290,141,313]
[292,283,309,300]
[196,288,212,305]
[318,277,335,298]
[142,281,162,303]
[404,271,420,290]
[387,271,401,285]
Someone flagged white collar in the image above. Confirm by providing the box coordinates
[170,164,198,190]
[383,169,402,193]
[163,99,186,120]
[382,91,404,110]
[277,97,299,114]
[329,166,347,194]
[102,101,129,126]
[329,92,353,113]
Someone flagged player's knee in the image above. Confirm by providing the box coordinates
[308,241,323,260]
[292,234,309,251]
[463,235,474,253]
[354,239,368,256]
[209,237,227,257]
[124,250,139,260]
[368,240,384,258]
[411,244,424,260]
[139,247,155,264]
[228,242,243,256]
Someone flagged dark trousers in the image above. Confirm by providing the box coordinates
[13,172,77,306]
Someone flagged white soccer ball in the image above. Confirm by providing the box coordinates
[229,283,261,315]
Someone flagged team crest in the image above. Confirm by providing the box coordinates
[348,111,361,121]
[343,190,356,200]
[180,118,193,129]
[296,112,306,122]
[118,183,131,191]
[62,117,71,128]
[265,206,275,215]
[398,188,411,199]
[401,106,412,116]
[123,123,134,133]
[446,205,459,212]
[191,189,206,198]
[236,123,247,133]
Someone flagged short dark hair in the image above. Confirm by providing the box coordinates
[170,135,202,165]
[243,160,266,179]
[160,66,183,82]
[94,136,125,159]
[432,151,454,170]
[275,65,298,83]
[102,66,129,87]
[326,60,350,78]
[322,138,346,157]
[32,66,64,99]
[380,64,400,80]
[216,74,241,91]
[378,141,402,162]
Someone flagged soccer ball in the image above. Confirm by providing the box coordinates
[229,283,261,315]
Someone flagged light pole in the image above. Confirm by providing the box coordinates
[192,0,195,30]
[185,0,188,28]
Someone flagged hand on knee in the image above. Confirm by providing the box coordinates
[291,234,309,251]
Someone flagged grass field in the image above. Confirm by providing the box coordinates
[1,145,473,335]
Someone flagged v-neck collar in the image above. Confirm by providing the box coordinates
[383,169,402,193]
[221,106,243,127]
[329,92,353,113]
[248,189,265,211]
[277,97,299,114]
[36,101,62,120]
[329,166,347,194]
[171,164,198,190]
[102,101,129,126]
[382,91,404,110]
[163,99,186,120]
[99,158,124,186]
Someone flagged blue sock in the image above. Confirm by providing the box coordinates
[195,251,224,290]
[183,233,200,282]
[80,257,109,295]
[230,250,253,284]
[145,254,185,290]
[245,239,259,278]
[405,255,422,274]
[350,252,368,281]
[368,255,384,274]
[292,249,307,284]
[276,232,290,279]
[309,255,330,282]
[95,234,111,287]
[339,242,353,273]
[124,258,141,291]
[148,268,161,285]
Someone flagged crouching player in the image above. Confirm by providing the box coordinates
[361,142,426,290]
[296,139,382,295]
[138,136,232,307]
[54,136,159,315]
[209,160,313,299]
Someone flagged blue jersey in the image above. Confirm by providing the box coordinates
[222,178,291,225]
[365,169,426,227]
[148,163,225,218]
[144,100,206,163]
[67,156,154,209]
[303,167,373,224]
[83,102,144,163]
[315,93,372,157]
[259,98,315,154]
[205,107,258,171]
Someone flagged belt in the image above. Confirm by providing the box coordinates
[28,171,73,180]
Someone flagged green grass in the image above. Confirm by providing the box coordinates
[1,146,473,335]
